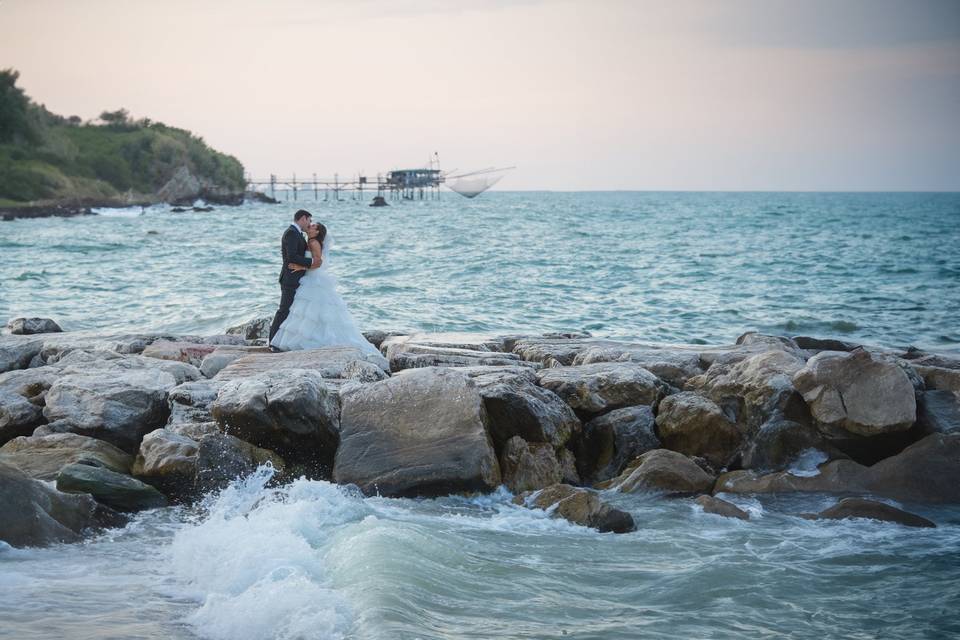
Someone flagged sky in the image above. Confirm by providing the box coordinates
[1,0,958,191]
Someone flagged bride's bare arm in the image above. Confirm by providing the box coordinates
[307,239,323,269]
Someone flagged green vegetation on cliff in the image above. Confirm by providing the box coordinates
[0,69,245,205]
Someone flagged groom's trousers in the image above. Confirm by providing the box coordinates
[269,285,298,342]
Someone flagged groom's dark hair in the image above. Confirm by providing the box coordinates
[294,209,312,222]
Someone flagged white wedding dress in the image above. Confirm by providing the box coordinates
[270,236,384,361]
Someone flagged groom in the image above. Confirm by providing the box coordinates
[268,209,315,350]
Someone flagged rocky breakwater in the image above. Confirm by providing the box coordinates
[2,318,959,547]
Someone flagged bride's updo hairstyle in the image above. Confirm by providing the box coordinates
[311,222,327,245]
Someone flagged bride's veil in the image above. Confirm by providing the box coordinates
[321,233,332,263]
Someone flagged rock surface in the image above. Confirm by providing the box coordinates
[212,369,340,470]
[56,462,167,511]
[0,389,45,444]
[215,346,388,381]
[333,368,500,497]
[196,433,284,493]
[536,362,667,416]
[918,390,960,434]
[513,483,635,533]
[810,498,935,528]
[226,316,272,341]
[694,494,750,520]
[793,349,917,437]
[599,449,716,494]
[7,317,62,335]
[499,436,561,493]
[577,405,660,485]
[655,392,742,469]
[132,428,200,495]
[0,433,132,480]
[0,459,122,548]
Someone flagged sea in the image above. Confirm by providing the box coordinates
[1,191,959,639]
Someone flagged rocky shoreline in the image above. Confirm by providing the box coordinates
[1,317,958,547]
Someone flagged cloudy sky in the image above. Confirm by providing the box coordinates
[2,0,958,190]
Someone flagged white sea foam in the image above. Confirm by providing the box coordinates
[92,205,147,217]
[787,448,829,477]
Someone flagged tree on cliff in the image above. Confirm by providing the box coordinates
[0,69,37,144]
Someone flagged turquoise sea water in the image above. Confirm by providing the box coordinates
[1,191,959,347]
[2,192,960,640]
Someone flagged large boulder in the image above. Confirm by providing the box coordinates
[42,367,176,452]
[199,348,249,378]
[598,449,715,494]
[466,367,580,450]
[157,165,202,203]
[7,317,62,335]
[0,460,122,548]
[215,346,388,382]
[211,369,340,471]
[715,433,960,503]
[512,483,634,533]
[381,332,508,357]
[166,380,223,428]
[694,494,750,521]
[808,497,935,528]
[333,368,500,497]
[226,316,272,341]
[132,428,200,496]
[793,349,917,437]
[914,365,960,394]
[572,344,704,387]
[388,345,527,372]
[195,433,285,493]
[576,405,660,485]
[535,362,667,417]
[655,392,742,469]
[0,433,132,480]
[56,462,167,511]
[918,390,960,434]
[0,335,44,373]
[499,436,561,493]
[740,418,839,473]
[686,349,807,434]
[0,389,44,444]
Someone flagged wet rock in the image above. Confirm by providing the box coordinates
[467,367,580,450]
[0,432,132,481]
[333,368,500,497]
[577,405,660,485]
[694,494,749,520]
[499,436,561,493]
[599,449,715,495]
[793,349,917,437]
[0,459,123,548]
[810,498,935,528]
[918,390,960,434]
[226,316,272,341]
[513,483,635,533]
[212,370,340,471]
[715,433,960,503]
[740,418,839,473]
[0,389,44,444]
[792,336,861,352]
[361,330,407,350]
[132,428,200,495]
[215,346,388,381]
[557,448,580,485]
[196,433,285,493]
[140,340,219,368]
[56,462,167,511]
[535,362,668,417]
[655,392,742,469]
[7,317,62,335]
[686,349,807,434]
[42,367,176,452]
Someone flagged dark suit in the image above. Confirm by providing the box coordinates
[269,225,313,342]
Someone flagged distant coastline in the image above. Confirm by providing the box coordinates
[0,69,246,219]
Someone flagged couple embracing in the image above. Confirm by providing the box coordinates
[267,209,382,360]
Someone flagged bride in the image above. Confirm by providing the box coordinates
[270,222,385,362]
